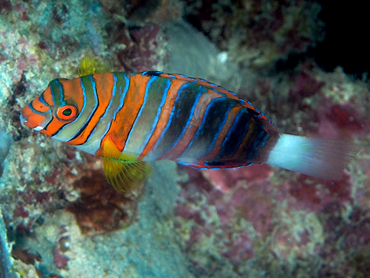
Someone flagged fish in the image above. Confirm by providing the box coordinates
[20,61,360,191]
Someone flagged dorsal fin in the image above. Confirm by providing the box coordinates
[78,56,113,77]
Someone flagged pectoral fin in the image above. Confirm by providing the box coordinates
[102,139,152,192]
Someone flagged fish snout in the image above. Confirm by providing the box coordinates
[20,105,51,131]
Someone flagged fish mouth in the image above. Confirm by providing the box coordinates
[20,105,52,131]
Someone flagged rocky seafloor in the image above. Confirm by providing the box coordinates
[1,0,370,277]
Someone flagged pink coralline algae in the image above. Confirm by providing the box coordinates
[202,164,273,193]
[116,24,164,72]
[202,165,276,238]
[286,174,353,213]
[318,102,370,138]
[289,72,325,101]
[175,165,277,272]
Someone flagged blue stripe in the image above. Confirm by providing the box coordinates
[57,81,65,103]
[250,131,269,154]
[78,73,118,146]
[138,78,172,154]
[28,103,53,130]
[151,82,190,151]
[63,75,99,142]
[201,163,251,170]
[112,75,130,121]
[42,111,53,131]
[177,161,201,167]
[178,74,196,81]
[70,77,87,123]
[124,76,156,151]
[177,161,251,169]
[260,134,270,149]
[196,78,233,96]
[49,79,64,110]
[29,100,52,128]
[179,97,226,156]
[202,100,233,157]
[54,75,97,141]
[220,110,248,151]
[239,98,246,105]
[41,81,58,132]
[99,74,130,146]
[39,94,51,107]
[50,79,71,136]
[49,80,57,106]
[207,81,217,87]
[156,85,206,156]
[29,102,47,115]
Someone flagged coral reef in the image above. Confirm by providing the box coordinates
[0,0,369,277]
[183,0,324,69]
[1,210,14,278]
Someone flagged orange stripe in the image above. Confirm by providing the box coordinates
[41,87,55,107]
[58,78,85,112]
[67,73,114,145]
[138,78,187,159]
[32,97,50,113]
[42,118,66,137]
[106,74,151,152]
[198,105,242,164]
[160,90,223,160]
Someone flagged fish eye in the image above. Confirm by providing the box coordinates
[56,104,78,121]
[63,108,72,116]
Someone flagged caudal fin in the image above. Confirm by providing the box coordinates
[266,134,360,179]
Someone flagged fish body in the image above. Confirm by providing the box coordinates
[21,71,359,191]
[21,71,278,168]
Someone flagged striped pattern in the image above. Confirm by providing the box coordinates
[22,71,280,167]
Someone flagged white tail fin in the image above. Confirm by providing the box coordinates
[266,134,360,179]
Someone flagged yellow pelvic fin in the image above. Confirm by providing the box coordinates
[102,139,152,192]
[78,56,113,77]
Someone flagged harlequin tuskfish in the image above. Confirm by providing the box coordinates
[20,63,359,191]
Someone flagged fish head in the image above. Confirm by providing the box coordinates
[20,78,82,138]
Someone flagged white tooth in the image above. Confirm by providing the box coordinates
[34,126,43,131]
